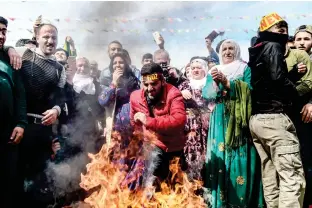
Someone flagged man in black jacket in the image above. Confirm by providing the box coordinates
[248,13,306,208]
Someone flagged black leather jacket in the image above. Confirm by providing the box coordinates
[248,31,299,115]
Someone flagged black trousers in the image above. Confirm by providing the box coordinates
[153,147,187,183]
[290,110,312,208]
[0,142,19,208]
[294,121,312,208]
[17,123,54,208]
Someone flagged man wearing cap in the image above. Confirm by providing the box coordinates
[248,12,306,208]
[0,15,28,208]
[294,25,312,59]
[129,63,187,181]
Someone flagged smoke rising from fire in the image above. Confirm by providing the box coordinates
[75,1,213,69]
[42,2,215,206]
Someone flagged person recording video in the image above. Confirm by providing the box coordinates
[153,49,185,88]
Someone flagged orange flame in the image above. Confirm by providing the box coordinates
[79,131,207,208]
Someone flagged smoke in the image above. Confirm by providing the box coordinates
[44,98,104,206]
[142,145,161,189]
[75,1,201,69]
[45,153,89,197]
[41,2,214,206]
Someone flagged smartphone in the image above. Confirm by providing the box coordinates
[153,31,162,45]
[206,30,219,42]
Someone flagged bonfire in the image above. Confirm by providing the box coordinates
[78,131,208,208]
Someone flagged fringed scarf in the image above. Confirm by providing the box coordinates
[225,80,251,148]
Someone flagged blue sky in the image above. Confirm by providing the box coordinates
[2,1,312,69]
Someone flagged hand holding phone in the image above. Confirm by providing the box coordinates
[153,32,164,48]
[153,32,162,44]
[206,29,226,42]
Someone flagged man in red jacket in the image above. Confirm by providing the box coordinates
[130,62,187,181]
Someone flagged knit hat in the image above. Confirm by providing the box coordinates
[259,12,284,32]
[294,25,312,37]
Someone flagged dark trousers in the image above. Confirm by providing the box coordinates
[0,142,19,208]
[294,119,312,208]
[290,110,312,208]
[17,123,54,207]
[153,147,187,183]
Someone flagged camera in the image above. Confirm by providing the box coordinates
[159,62,169,78]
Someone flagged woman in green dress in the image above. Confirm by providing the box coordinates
[202,39,264,208]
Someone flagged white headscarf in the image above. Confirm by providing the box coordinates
[189,58,209,89]
[215,39,247,80]
[73,73,96,95]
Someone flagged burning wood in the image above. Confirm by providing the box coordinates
[79,131,208,208]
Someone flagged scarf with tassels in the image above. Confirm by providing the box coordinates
[225,80,251,148]
[202,73,252,148]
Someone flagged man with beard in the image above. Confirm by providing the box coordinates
[99,40,122,86]
[129,63,187,183]
[294,25,312,59]
[153,49,186,88]
[0,16,27,208]
[16,23,66,207]
[248,13,306,207]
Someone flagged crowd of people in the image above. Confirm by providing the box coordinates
[1,11,312,208]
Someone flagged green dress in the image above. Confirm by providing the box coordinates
[202,67,264,208]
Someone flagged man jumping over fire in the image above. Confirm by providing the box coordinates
[129,63,187,183]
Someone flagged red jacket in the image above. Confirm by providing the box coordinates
[130,83,186,152]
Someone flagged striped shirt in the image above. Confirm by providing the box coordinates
[20,49,66,115]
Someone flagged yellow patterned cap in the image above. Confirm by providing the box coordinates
[259,12,284,32]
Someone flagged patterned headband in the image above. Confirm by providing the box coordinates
[142,73,163,82]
